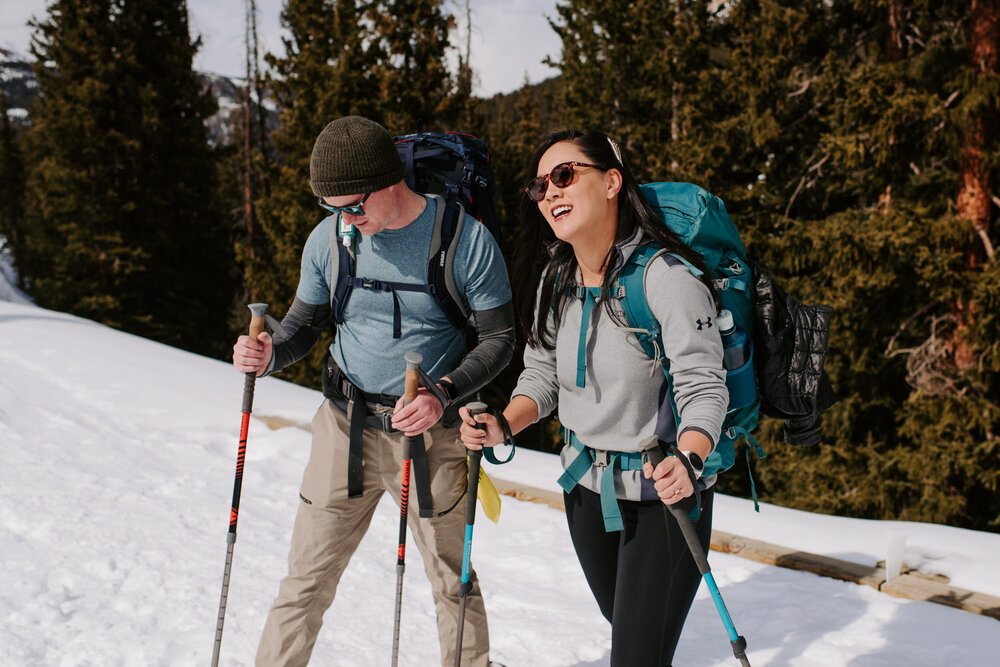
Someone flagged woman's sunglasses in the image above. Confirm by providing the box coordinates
[317,191,371,217]
[524,161,599,202]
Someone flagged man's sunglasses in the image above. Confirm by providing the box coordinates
[317,191,371,217]
[524,161,599,202]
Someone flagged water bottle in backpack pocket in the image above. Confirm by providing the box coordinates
[717,309,756,412]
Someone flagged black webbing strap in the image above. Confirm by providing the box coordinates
[348,398,367,499]
[410,435,433,518]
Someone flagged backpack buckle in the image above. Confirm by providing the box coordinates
[340,380,358,401]
[592,449,611,468]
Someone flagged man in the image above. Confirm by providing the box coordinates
[233,116,514,667]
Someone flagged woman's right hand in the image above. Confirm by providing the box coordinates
[458,405,504,451]
[233,332,273,376]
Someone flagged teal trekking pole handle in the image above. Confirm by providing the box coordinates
[645,442,751,667]
[454,401,488,666]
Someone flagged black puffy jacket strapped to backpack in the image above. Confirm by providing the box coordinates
[750,259,836,447]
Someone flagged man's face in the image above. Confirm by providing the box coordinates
[320,190,388,236]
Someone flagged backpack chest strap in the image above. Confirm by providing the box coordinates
[345,275,435,339]
[557,429,645,533]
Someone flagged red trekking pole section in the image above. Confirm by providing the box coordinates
[391,351,422,667]
[212,303,268,667]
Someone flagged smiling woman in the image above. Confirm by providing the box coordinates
[457,128,729,665]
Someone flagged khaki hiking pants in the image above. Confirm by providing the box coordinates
[256,399,490,667]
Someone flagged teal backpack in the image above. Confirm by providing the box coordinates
[620,182,766,502]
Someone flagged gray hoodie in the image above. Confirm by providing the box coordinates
[512,228,729,500]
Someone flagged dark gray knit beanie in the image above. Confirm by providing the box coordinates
[310,116,405,197]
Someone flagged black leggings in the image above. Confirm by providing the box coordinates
[564,484,715,666]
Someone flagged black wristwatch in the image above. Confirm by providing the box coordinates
[680,450,704,479]
[437,378,456,409]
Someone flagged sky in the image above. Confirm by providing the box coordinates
[0,0,561,98]
[2,262,1000,665]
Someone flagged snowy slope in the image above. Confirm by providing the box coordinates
[1,297,998,666]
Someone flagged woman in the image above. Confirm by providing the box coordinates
[459,129,729,665]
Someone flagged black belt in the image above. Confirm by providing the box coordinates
[322,352,434,518]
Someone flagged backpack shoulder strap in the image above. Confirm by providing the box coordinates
[328,215,355,324]
[427,193,471,331]
[616,243,687,370]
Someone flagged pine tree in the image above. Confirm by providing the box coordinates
[22,0,237,357]
[0,90,26,289]
[549,0,728,183]
[366,0,461,132]
[725,1,1000,530]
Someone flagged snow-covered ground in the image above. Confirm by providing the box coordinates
[2,291,999,666]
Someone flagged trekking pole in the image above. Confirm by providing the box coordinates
[211,302,268,667]
[391,352,423,667]
[454,401,489,667]
[645,443,751,667]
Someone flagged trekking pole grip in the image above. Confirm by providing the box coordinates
[247,302,267,341]
[242,303,269,410]
[464,402,489,524]
[404,352,422,405]
[643,444,708,571]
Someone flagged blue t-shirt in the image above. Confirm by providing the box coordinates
[295,196,511,395]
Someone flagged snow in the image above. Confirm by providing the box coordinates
[2,287,999,666]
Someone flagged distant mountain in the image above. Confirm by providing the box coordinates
[0,48,274,146]
[0,51,36,124]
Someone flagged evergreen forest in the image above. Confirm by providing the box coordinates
[0,0,997,532]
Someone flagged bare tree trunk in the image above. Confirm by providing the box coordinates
[669,0,681,171]
[950,0,999,373]
[243,0,257,302]
[957,0,998,263]
[885,1,906,63]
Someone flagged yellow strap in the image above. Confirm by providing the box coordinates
[474,461,502,523]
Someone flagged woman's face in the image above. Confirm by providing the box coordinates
[534,141,621,246]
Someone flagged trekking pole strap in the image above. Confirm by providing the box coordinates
[482,410,515,465]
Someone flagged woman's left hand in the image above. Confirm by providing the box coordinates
[642,455,693,506]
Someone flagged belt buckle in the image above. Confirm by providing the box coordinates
[381,412,395,433]
[361,278,376,289]
[592,449,610,468]
[341,381,358,401]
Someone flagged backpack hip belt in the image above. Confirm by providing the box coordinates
[321,352,435,518]
[557,429,647,533]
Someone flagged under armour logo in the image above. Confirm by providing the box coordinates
[696,317,713,330]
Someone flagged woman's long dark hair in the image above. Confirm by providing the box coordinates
[512,129,715,350]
